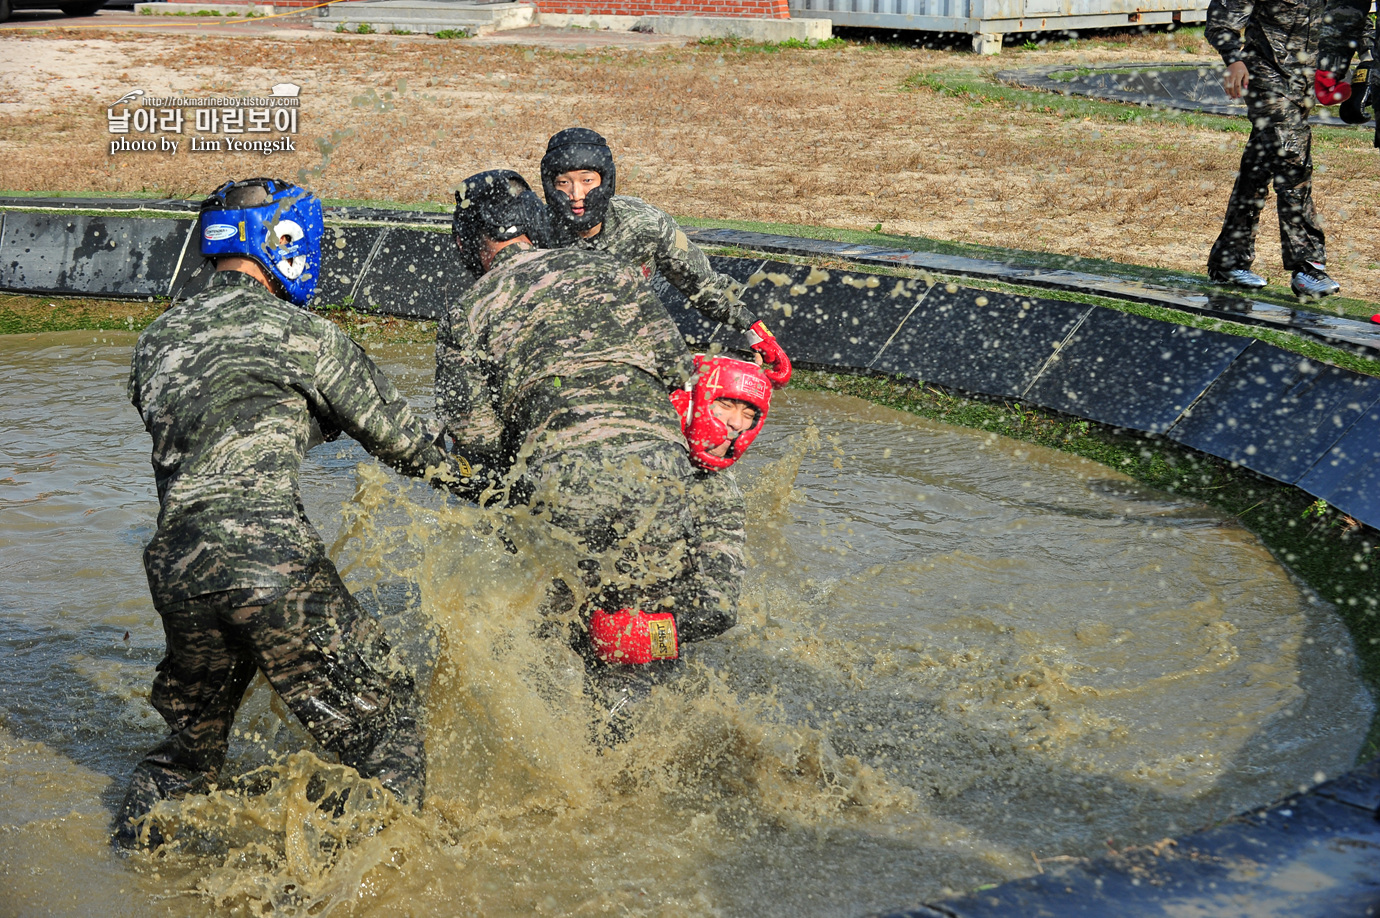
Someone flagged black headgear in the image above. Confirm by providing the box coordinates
[451,170,549,275]
[540,127,616,238]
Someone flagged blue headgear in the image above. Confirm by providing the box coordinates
[199,178,323,306]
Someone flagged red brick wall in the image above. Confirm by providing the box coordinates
[536,0,791,18]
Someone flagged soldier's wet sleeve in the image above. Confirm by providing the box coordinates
[309,318,457,482]
[1319,0,1371,72]
[434,306,505,463]
[1207,0,1253,65]
[650,209,758,331]
[679,468,746,642]
[127,351,143,417]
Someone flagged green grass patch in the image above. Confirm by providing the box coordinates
[0,294,162,336]
[1046,64,1185,81]
[905,67,1250,132]
[0,189,176,202]
[0,292,435,344]
[694,35,846,53]
[905,67,1371,148]
[433,28,469,39]
[1047,66,1098,81]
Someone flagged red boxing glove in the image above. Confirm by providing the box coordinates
[1314,71,1352,106]
[745,320,792,388]
[589,608,679,665]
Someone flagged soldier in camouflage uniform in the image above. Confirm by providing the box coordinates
[540,127,793,388]
[1207,0,1340,297]
[436,171,748,701]
[115,178,471,849]
[1317,0,1378,133]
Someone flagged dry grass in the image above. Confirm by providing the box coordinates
[3,28,1380,300]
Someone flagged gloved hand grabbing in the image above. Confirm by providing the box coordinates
[1340,62,1373,123]
[1315,70,1352,105]
[745,320,791,388]
[428,440,495,503]
[589,608,679,665]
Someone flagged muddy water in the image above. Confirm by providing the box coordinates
[0,331,1372,917]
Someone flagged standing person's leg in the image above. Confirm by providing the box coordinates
[114,589,260,848]
[1208,105,1276,284]
[1264,90,1337,295]
[239,557,425,808]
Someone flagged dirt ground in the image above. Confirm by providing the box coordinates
[3,20,1380,301]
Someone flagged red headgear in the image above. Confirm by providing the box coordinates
[670,355,772,470]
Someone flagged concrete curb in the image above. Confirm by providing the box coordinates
[132,1,280,15]
[311,0,829,39]
[128,0,831,39]
[635,14,829,40]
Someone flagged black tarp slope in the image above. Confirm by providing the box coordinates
[3,204,1379,530]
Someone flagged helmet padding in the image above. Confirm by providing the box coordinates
[670,355,772,470]
[541,127,616,239]
[452,170,549,275]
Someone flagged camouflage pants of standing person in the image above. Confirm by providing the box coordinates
[114,556,423,847]
[1209,83,1326,274]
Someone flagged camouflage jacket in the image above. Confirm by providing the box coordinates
[1207,0,1327,93]
[567,195,758,332]
[129,271,457,606]
[1318,0,1375,73]
[435,243,693,471]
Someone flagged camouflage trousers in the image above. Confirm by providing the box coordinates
[1209,83,1326,273]
[522,439,745,656]
[115,556,423,840]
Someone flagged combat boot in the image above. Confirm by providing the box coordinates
[1208,267,1268,289]
[1290,262,1340,299]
